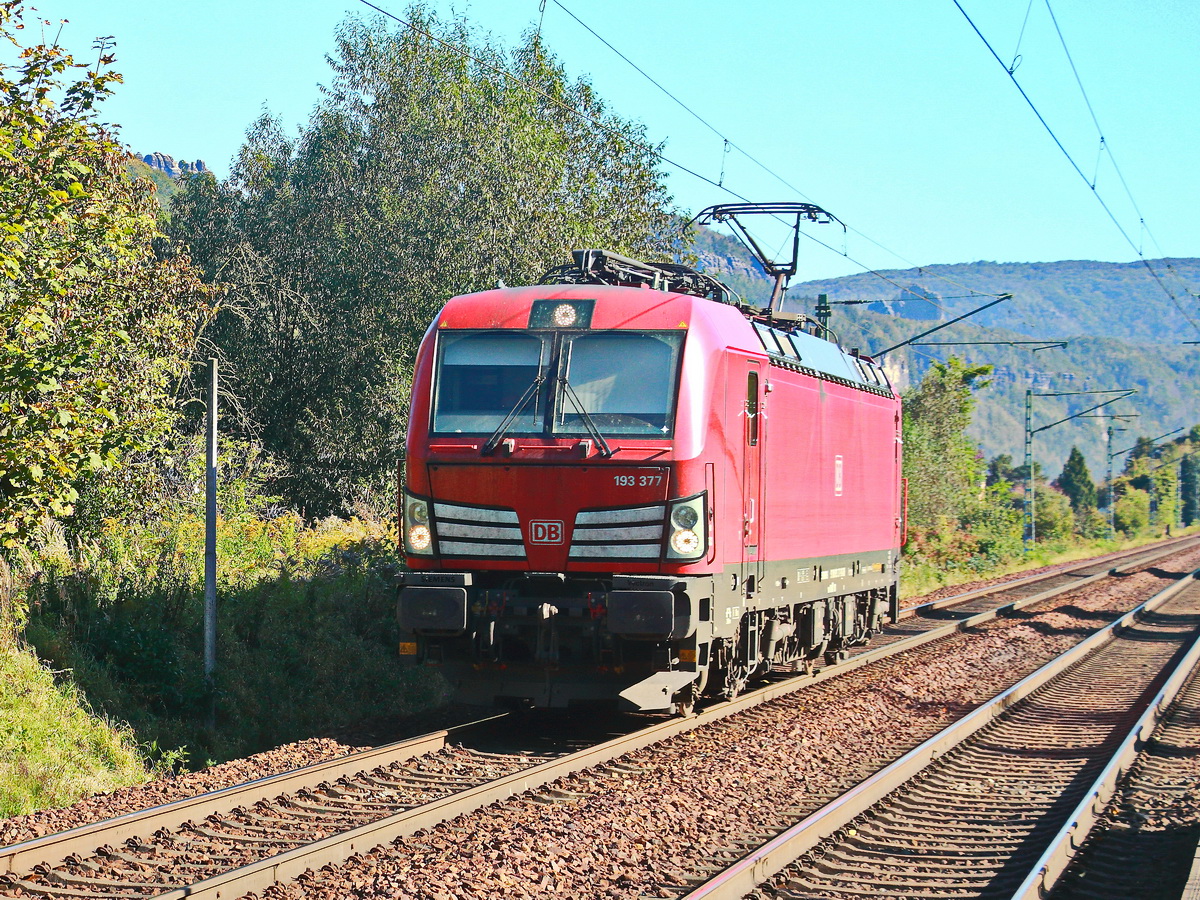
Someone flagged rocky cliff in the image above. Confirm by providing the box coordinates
[140,152,208,178]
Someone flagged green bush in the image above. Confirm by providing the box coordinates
[1033,487,1074,543]
[1114,489,1151,537]
[1073,505,1109,539]
[21,512,441,764]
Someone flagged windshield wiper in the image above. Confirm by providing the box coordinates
[482,373,546,455]
[559,376,614,458]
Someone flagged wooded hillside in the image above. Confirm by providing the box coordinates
[695,229,1200,477]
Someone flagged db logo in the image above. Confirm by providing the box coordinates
[529,520,565,544]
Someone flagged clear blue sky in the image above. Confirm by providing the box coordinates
[27,0,1200,281]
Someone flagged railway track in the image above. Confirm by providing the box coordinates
[2,536,1198,900]
[679,563,1200,900]
[1047,633,1200,900]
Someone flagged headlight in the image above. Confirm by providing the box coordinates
[407,499,429,524]
[671,505,699,529]
[670,529,700,555]
[666,493,706,560]
[408,524,432,552]
[404,494,434,556]
[552,303,579,327]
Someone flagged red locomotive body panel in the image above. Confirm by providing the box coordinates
[397,257,902,712]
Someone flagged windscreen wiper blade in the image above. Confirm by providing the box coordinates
[559,376,614,458]
[482,373,546,455]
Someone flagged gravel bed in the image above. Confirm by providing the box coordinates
[3,542,1195,892]
[252,546,1200,900]
[901,536,1195,609]
[1051,640,1200,900]
[0,738,365,848]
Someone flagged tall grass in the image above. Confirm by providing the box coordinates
[8,511,443,780]
[0,644,149,817]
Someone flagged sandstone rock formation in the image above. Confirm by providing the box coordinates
[141,152,209,178]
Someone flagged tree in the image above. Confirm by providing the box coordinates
[1113,488,1150,537]
[1055,446,1096,513]
[986,453,1016,487]
[902,357,992,530]
[169,9,680,515]
[0,2,209,548]
[1182,452,1199,527]
[1151,462,1178,532]
[1129,436,1157,460]
[1033,487,1074,543]
[901,358,1026,567]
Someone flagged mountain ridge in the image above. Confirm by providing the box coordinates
[692,227,1200,480]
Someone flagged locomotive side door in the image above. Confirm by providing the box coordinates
[742,361,764,592]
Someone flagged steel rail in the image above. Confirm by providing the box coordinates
[676,567,1200,900]
[3,535,1196,898]
[0,730,457,876]
[123,543,1200,900]
[1010,573,1200,899]
[1185,843,1200,900]
[902,532,1200,618]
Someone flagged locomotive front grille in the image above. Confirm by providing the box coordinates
[433,501,525,558]
[569,504,666,560]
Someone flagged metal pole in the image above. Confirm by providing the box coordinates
[1024,389,1034,548]
[204,358,218,723]
[1177,459,1184,532]
[815,294,831,337]
[1106,426,1115,538]
[1023,389,1135,548]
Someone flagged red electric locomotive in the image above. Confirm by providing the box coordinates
[397,204,903,713]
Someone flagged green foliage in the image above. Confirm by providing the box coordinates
[986,453,1016,487]
[0,2,210,548]
[901,359,1030,574]
[1110,433,1196,534]
[168,9,680,515]
[1073,505,1108,540]
[1055,446,1096,512]
[1183,453,1199,527]
[124,156,180,213]
[1113,488,1151,536]
[1033,486,1074,543]
[1053,444,1100,540]
[0,643,149,816]
[1152,464,1179,531]
[902,357,991,530]
[20,510,440,764]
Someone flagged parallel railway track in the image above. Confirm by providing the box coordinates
[3,536,1198,900]
[682,564,1200,899]
[1048,632,1200,900]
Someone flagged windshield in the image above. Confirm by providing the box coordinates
[431,329,684,437]
[432,331,550,434]
[554,331,683,436]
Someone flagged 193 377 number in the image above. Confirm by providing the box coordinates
[614,472,664,487]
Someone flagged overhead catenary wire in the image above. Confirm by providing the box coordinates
[1040,0,1200,304]
[546,0,1004,304]
[356,0,1009,313]
[952,0,1200,338]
